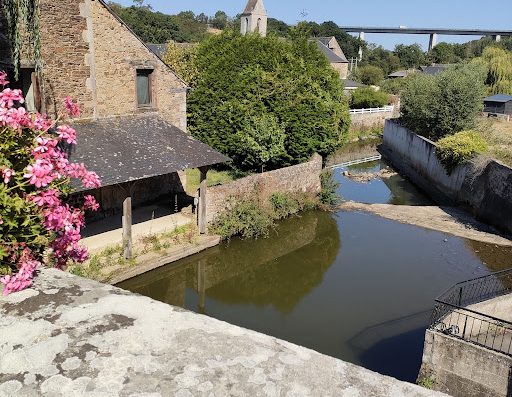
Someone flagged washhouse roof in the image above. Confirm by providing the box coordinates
[68,115,229,191]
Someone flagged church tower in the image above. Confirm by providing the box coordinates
[240,0,267,37]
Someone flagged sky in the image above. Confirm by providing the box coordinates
[114,0,512,50]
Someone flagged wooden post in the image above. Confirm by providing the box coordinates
[122,196,133,259]
[198,166,208,234]
[197,259,206,314]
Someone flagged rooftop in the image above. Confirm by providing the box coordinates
[313,41,348,63]
[68,115,229,191]
[484,94,512,103]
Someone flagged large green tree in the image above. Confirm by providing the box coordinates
[188,31,350,170]
[393,44,427,69]
[473,46,512,95]
[400,64,486,140]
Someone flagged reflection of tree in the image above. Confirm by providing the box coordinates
[204,211,340,314]
[380,174,431,206]
[467,240,512,273]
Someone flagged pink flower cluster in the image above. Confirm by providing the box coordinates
[0,71,101,294]
[0,249,40,296]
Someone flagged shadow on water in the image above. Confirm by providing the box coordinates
[119,162,512,384]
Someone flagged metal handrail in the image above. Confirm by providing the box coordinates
[430,269,512,356]
[349,105,394,114]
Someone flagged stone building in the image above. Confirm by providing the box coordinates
[314,37,350,79]
[0,0,228,238]
[240,0,267,37]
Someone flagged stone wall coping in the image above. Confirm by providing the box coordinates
[0,269,448,396]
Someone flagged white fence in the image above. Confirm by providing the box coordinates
[349,105,394,115]
[329,155,382,170]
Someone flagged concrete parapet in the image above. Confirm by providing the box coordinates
[0,269,448,396]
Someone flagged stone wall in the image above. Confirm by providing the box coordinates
[4,0,187,128]
[382,120,512,233]
[206,154,323,223]
[90,1,187,129]
[419,329,512,397]
[350,109,396,131]
[331,62,349,80]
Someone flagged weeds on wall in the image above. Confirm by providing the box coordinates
[318,169,341,207]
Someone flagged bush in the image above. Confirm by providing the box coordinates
[318,169,341,206]
[350,87,389,109]
[353,65,385,86]
[188,30,350,170]
[436,130,488,174]
[400,63,486,140]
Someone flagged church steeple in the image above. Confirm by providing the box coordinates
[240,0,267,37]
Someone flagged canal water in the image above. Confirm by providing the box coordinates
[119,160,512,383]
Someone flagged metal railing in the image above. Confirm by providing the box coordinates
[349,105,394,115]
[328,155,382,169]
[430,269,512,356]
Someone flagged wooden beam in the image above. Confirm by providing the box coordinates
[198,167,208,234]
[122,196,133,259]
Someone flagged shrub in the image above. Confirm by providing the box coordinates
[400,63,486,140]
[350,87,389,109]
[318,169,341,206]
[0,72,101,295]
[353,65,385,86]
[436,130,488,174]
[188,30,350,170]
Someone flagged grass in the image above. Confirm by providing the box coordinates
[474,117,512,167]
[185,168,249,194]
[346,125,384,142]
[68,223,198,281]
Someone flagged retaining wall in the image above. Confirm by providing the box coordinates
[350,110,397,131]
[206,154,323,223]
[419,329,512,397]
[382,120,512,234]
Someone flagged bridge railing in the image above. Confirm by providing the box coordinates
[430,269,512,356]
[349,105,394,115]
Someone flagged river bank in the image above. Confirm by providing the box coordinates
[338,201,512,246]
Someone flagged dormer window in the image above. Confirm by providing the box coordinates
[136,69,153,108]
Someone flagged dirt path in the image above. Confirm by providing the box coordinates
[338,201,512,246]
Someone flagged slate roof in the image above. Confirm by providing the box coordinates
[314,41,348,63]
[342,79,365,89]
[147,44,168,59]
[243,0,262,14]
[420,65,449,75]
[68,115,229,191]
[484,94,512,103]
[388,70,414,78]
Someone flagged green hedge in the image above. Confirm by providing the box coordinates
[436,130,488,174]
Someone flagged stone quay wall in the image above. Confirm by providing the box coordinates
[350,109,397,131]
[419,329,512,397]
[382,120,512,234]
[206,154,323,223]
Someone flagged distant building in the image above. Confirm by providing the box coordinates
[314,37,349,79]
[240,0,267,37]
[341,79,365,95]
[483,94,512,116]
[388,69,416,79]
[419,64,450,75]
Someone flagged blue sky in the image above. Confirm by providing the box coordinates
[113,0,512,50]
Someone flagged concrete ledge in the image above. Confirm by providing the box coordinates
[0,269,448,396]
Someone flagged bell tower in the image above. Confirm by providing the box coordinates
[240,0,267,37]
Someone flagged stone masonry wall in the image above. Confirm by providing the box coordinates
[206,154,323,223]
[419,329,512,397]
[350,110,396,131]
[331,62,349,80]
[91,1,187,129]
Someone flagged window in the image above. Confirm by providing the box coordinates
[9,68,41,112]
[136,69,153,107]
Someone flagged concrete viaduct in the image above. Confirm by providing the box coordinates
[342,27,512,51]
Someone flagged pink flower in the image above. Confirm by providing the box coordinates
[56,125,77,144]
[0,71,8,86]
[62,96,81,118]
[2,168,15,183]
[83,195,100,211]
[0,106,30,130]
[30,189,61,207]
[0,252,40,295]
[0,88,24,107]
[81,171,101,189]
[23,159,56,188]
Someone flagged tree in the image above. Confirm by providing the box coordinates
[394,44,426,69]
[400,64,486,140]
[353,65,385,86]
[429,42,458,64]
[162,42,198,84]
[211,11,228,30]
[473,47,512,95]
[188,31,350,170]
[350,87,389,109]
[233,114,286,171]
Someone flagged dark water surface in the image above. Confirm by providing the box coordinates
[119,161,512,383]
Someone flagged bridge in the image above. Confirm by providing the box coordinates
[342,26,512,51]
